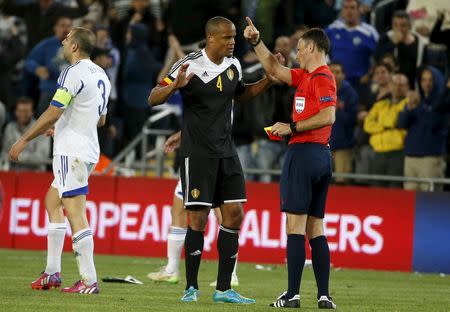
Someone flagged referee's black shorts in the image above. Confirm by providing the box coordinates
[280,143,332,218]
[180,155,246,209]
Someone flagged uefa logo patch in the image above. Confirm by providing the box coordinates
[295,96,305,113]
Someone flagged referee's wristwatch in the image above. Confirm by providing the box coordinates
[289,121,297,134]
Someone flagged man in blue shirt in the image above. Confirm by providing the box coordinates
[326,0,378,90]
[25,16,71,116]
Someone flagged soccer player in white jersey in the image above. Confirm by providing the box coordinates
[9,27,111,295]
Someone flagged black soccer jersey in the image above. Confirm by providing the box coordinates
[162,49,245,158]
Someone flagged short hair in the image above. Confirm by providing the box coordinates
[54,15,71,27]
[16,96,33,106]
[300,28,330,54]
[373,62,393,73]
[205,16,233,35]
[70,27,96,56]
[392,10,410,23]
[343,0,360,7]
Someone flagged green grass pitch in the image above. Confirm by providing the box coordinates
[1,249,449,311]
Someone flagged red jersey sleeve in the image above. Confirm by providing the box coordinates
[312,74,336,109]
[290,68,307,88]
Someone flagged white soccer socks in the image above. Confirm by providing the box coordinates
[166,226,187,274]
[45,222,66,275]
[72,228,97,286]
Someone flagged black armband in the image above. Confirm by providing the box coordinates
[249,38,261,47]
[290,121,297,133]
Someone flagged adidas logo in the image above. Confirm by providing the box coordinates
[202,71,209,77]
[190,250,202,256]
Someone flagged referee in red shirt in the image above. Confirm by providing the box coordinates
[245,18,337,309]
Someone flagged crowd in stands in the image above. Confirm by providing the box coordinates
[0,0,449,191]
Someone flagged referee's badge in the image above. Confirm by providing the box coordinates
[226,68,234,81]
[295,96,305,113]
[191,188,200,199]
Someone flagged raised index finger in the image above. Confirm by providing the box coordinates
[245,17,255,29]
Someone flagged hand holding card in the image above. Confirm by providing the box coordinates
[264,126,282,141]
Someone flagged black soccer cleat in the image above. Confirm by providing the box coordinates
[269,291,300,308]
[318,295,336,309]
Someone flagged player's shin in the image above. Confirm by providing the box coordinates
[72,228,97,286]
[216,225,239,291]
[286,234,306,299]
[310,235,330,298]
[184,226,204,290]
[45,222,66,274]
[167,226,187,274]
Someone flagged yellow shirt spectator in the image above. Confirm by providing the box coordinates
[364,97,407,153]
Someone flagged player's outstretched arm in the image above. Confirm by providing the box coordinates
[244,17,292,85]
[9,105,63,161]
[149,63,193,106]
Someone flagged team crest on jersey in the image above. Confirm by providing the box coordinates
[226,68,234,81]
[353,36,362,46]
[295,97,305,113]
[191,188,200,199]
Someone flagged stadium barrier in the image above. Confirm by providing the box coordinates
[1,171,449,273]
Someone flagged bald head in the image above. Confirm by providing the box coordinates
[205,16,234,36]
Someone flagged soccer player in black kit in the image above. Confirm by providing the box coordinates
[149,16,274,304]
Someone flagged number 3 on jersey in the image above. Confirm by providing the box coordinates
[216,75,223,92]
[97,79,106,115]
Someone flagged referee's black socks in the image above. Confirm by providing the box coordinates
[286,234,306,299]
[184,227,204,290]
[309,235,330,299]
[216,225,239,291]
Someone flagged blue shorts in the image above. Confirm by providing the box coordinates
[280,143,332,218]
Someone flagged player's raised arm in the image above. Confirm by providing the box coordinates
[148,63,194,106]
[234,53,286,102]
[244,17,292,85]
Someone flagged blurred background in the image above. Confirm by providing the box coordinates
[0,0,449,191]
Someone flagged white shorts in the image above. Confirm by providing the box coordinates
[51,155,95,198]
[174,178,183,200]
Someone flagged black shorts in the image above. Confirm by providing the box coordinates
[180,155,246,209]
[280,143,332,218]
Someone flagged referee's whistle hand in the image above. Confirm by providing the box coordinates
[244,17,259,44]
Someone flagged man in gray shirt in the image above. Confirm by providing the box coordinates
[2,97,50,171]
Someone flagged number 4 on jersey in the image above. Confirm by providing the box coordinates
[216,75,223,92]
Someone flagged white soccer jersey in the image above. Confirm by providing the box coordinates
[51,59,111,163]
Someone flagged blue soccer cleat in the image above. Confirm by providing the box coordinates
[181,286,199,302]
[213,289,255,304]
